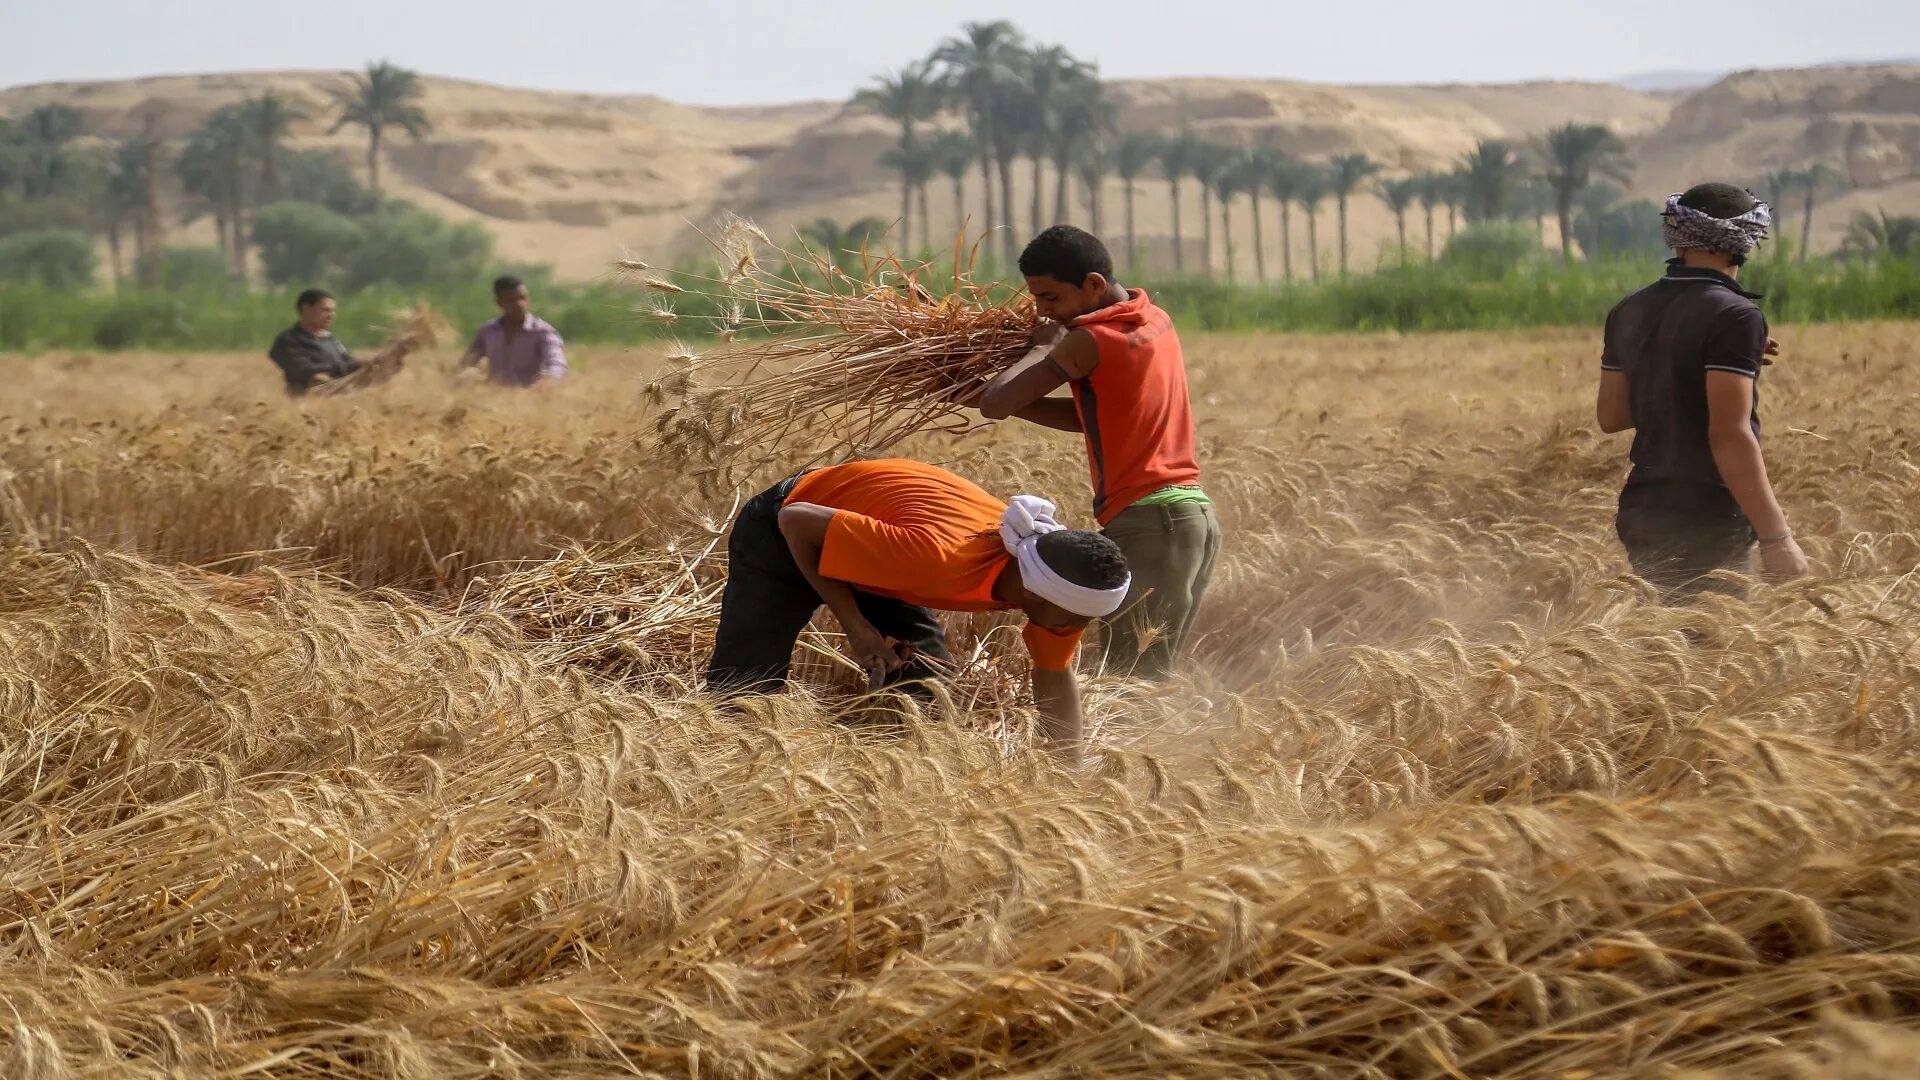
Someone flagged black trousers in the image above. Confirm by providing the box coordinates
[1616,485,1755,601]
[705,474,954,695]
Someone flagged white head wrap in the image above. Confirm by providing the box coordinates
[1661,192,1772,255]
[999,495,1130,618]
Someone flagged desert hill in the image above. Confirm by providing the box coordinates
[3,63,1917,280]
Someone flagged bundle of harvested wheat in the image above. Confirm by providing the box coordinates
[628,218,1034,487]
[312,304,452,396]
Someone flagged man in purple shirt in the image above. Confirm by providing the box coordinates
[458,275,568,387]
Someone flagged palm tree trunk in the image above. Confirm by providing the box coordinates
[1221,195,1235,282]
[1053,155,1070,224]
[1801,189,1816,262]
[1200,187,1214,277]
[1030,152,1045,237]
[106,217,124,285]
[998,154,1019,267]
[1395,211,1407,266]
[229,187,247,278]
[1125,181,1139,272]
[917,183,931,255]
[1447,203,1458,236]
[368,127,382,192]
[900,178,912,254]
[951,174,966,248]
[978,152,996,250]
[1424,204,1435,260]
[1557,192,1575,262]
[1087,169,1103,236]
[213,211,229,267]
[1169,179,1184,274]
[1250,189,1266,282]
[1306,206,1321,282]
[1337,194,1350,277]
[1279,202,1294,282]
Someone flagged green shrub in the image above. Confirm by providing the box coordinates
[252,201,364,286]
[339,204,493,292]
[132,246,235,290]
[1439,223,1541,281]
[0,228,95,288]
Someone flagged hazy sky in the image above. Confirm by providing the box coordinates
[6,0,1918,104]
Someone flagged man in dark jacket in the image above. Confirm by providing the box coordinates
[268,288,357,395]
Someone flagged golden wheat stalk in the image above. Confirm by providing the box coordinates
[312,305,453,397]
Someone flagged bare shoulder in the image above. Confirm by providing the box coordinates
[1052,326,1101,378]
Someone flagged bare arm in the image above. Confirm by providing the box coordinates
[1706,371,1806,581]
[1030,666,1083,758]
[1014,397,1084,432]
[979,324,1099,421]
[1596,369,1633,433]
[775,502,901,675]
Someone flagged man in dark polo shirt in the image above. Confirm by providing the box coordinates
[268,288,358,395]
[1595,182,1808,599]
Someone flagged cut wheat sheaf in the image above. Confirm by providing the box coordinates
[631,217,1035,490]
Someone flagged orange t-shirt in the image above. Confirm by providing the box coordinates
[784,458,1082,671]
[1067,289,1201,524]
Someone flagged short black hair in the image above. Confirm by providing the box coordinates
[1018,225,1114,286]
[1678,183,1759,220]
[295,288,333,310]
[1036,530,1129,591]
[492,274,525,298]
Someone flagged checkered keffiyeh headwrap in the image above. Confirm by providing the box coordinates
[1661,192,1772,255]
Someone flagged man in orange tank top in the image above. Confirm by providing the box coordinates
[977,226,1221,679]
[704,458,1132,755]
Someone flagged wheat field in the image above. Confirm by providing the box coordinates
[3,324,1919,1079]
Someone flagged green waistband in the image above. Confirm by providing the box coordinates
[1130,485,1211,507]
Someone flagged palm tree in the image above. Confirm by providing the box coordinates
[1019,45,1088,230]
[240,91,304,203]
[1156,132,1199,275]
[1053,70,1108,226]
[1442,169,1466,235]
[926,130,977,247]
[800,216,891,267]
[1294,163,1331,282]
[15,103,87,198]
[857,60,943,252]
[935,21,1024,265]
[1459,139,1528,223]
[1414,172,1446,260]
[178,105,253,274]
[1540,122,1631,263]
[1212,154,1251,281]
[1796,162,1842,262]
[1840,209,1920,260]
[1242,148,1277,282]
[878,142,935,254]
[1762,167,1801,256]
[1187,139,1234,278]
[330,60,431,193]
[1379,176,1420,266]
[101,137,150,283]
[1266,156,1311,283]
[1113,132,1159,270]
[1328,152,1382,276]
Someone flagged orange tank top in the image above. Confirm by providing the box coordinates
[1067,289,1201,524]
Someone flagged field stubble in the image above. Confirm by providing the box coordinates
[2,324,1919,1078]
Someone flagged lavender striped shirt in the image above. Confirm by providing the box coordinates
[469,314,568,387]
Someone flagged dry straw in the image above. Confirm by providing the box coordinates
[629,218,1034,488]
[312,305,453,396]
